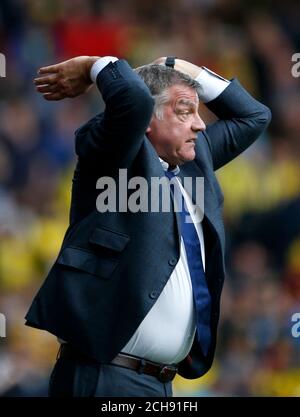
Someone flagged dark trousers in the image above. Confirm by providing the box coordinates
[48,355,173,397]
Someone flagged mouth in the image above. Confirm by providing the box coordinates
[186,138,197,143]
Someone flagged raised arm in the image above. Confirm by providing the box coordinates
[34,56,154,169]
[203,80,271,170]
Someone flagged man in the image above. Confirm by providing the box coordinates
[26,55,271,397]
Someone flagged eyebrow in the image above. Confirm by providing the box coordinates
[176,99,197,108]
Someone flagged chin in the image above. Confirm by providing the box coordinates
[183,151,196,162]
[177,155,195,166]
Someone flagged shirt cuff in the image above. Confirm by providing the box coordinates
[90,56,119,83]
[195,67,230,103]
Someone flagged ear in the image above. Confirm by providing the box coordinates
[146,126,151,134]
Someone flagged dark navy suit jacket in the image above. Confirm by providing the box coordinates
[25,60,271,378]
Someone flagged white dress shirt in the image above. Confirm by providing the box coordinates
[121,159,205,364]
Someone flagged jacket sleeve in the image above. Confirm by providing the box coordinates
[203,79,272,171]
[75,60,154,169]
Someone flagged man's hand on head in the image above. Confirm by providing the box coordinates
[33,56,100,101]
[151,57,203,80]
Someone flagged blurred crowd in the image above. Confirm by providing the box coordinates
[0,0,300,397]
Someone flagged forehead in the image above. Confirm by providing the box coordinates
[167,84,199,106]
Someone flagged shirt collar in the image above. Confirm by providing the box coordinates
[159,157,180,175]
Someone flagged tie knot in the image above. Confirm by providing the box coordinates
[164,170,176,180]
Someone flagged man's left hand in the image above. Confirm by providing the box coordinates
[151,57,202,80]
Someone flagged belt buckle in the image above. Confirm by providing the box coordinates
[158,365,176,383]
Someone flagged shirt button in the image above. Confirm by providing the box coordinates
[168,258,177,266]
[149,291,158,299]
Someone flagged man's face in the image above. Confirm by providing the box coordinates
[146,84,206,167]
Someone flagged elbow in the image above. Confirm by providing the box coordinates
[257,104,272,131]
[249,103,272,139]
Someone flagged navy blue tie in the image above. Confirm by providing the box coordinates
[165,170,211,356]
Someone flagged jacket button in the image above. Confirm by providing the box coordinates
[168,258,177,266]
[149,291,158,299]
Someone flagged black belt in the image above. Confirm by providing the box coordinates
[58,344,178,383]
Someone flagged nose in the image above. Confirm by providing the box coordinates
[192,114,206,132]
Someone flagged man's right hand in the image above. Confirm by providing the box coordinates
[33,56,100,101]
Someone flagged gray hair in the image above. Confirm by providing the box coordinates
[135,64,200,120]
